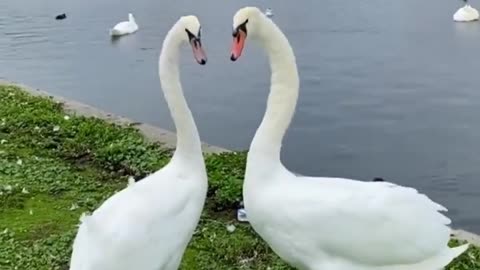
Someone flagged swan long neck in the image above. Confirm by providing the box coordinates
[250,18,300,162]
[129,14,135,23]
[159,28,203,162]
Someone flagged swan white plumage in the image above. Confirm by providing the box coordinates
[69,15,208,270]
[453,1,479,22]
[110,13,139,36]
[230,7,469,270]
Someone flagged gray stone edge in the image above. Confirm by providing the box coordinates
[0,79,229,154]
[452,229,480,246]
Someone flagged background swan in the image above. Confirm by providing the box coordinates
[110,13,139,36]
[265,8,273,18]
[230,7,469,270]
[69,15,208,270]
[454,0,479,22]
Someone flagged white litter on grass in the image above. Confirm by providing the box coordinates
[53,125,60,132]
[70,203,79,211]
[64,115,70,120]
[226,224,236,233]
[237,208,248,222]
[0,139,6,144]
[16,159,23,165]
[239,251,258,265]
[22,188,29,194]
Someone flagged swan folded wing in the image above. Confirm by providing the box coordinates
[70,178,199,270]
[272,178,452,266]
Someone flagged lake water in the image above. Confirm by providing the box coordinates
[1,0,480,233]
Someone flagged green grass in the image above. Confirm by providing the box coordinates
[0,84,478,269]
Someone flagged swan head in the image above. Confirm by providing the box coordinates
[231,7,266,61]
[175,15,207,65]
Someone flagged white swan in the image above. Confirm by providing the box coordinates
[110,13,139,36]
[454,2,479,22]
[265,8,273,18]
[70,15,208,270]
[230,7,469,270]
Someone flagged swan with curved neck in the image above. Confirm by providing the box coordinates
[70,15,207,270]
[231,7,468,270]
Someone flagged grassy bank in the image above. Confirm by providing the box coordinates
[0,84,479,269]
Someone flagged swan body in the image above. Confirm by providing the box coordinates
[110,13,139,36]
[453,4,479,22]
[70,15,208,270]
[231,7,469,270]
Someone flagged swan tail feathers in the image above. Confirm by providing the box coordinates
[448,243,470,260]
[431,243,470,269]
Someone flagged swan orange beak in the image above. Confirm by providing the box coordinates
[230,29,246,61]
[190,38,207,65]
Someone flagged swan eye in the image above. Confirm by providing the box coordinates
[239,19,248,33]
[233,19,249,37]
[185,29,195,40]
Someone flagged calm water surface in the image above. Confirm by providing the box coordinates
[1,0,480,232]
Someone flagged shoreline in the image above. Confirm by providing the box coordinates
[452,230,480,246]
[1,80,479,247]
[0,79,229,154]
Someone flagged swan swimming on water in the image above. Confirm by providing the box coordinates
[110,13,139,36]
[230,6,469,270]
[264,8,273,18]
[454,0,479,22]
[69,15,208,270]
